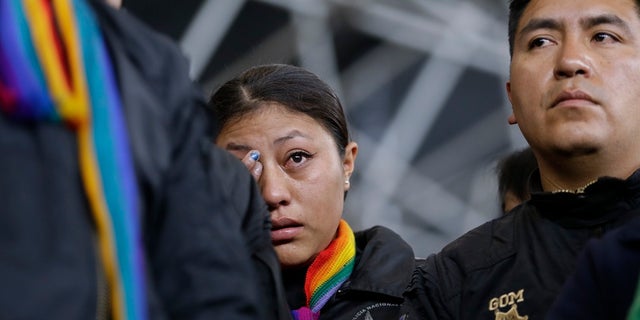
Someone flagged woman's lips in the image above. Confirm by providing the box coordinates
[271,226,303,243]
[271,217,303,243]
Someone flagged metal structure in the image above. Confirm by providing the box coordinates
[125,0,529,256]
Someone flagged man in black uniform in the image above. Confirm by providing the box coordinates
[402,0,640,319]
[0,1,288,319]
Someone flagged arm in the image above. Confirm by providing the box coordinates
[401,254,455,320]
[90,2,279,318]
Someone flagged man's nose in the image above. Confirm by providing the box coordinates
[554,39,592,79]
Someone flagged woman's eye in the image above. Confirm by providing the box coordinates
[291,153,305,163]
[290,151,310,163]
[286,151,313,167]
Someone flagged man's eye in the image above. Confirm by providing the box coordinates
[593,32,618,43]
[529,37,551,49]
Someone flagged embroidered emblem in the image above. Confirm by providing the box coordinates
[364,311,373,320]
[489,289,529,319]
[494,304,528,320]
[489,289,524,311]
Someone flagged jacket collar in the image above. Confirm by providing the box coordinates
[528,168,640,227]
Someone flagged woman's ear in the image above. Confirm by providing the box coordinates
[343,142,358,190]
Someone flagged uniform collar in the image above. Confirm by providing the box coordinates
[528,168,640,227]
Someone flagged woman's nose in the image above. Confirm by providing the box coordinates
[258,165,291,210]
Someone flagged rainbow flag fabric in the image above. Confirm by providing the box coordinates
[0,1,146,319]
[291,219,356,320]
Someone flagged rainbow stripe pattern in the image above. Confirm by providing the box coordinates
[0,1,146,319]
[291,219,356,320]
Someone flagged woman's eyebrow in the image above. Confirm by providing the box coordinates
[273,130,311,145]
[225,142,253,152]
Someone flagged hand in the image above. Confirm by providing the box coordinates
[241,150,263,181]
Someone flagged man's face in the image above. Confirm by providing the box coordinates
[507,0,640,160]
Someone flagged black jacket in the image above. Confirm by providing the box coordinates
[401,170,640,320]
[288,226,415,320]
[0,2,288,319]
[547,215,640,320]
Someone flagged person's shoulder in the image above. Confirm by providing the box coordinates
[350,225,415,297]
[433,211,519,273]
[612,215,640,243]
[355,225,404,240]
[91,1,179,51]
[354,225,413,253]
[90,1,207,137]
[90,1,190,80]
[354,226,414,262]
[584,215,640,261]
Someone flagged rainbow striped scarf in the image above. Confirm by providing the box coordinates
[0,1,146,319]
[291,219,356,320]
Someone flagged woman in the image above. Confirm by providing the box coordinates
[209,64,416,320]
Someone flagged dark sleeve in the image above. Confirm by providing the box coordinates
[545,234,640,320]
[90,2,276,319]
[205,144,291,320]
[546,241,604,320]
[148,106,265,320]
[401,254,456,320]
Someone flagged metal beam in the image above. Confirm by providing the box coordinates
[180,0,246,79]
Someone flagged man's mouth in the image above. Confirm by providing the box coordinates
[551,90,595,109]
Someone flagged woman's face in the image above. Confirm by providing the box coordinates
[216,103,357,268]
